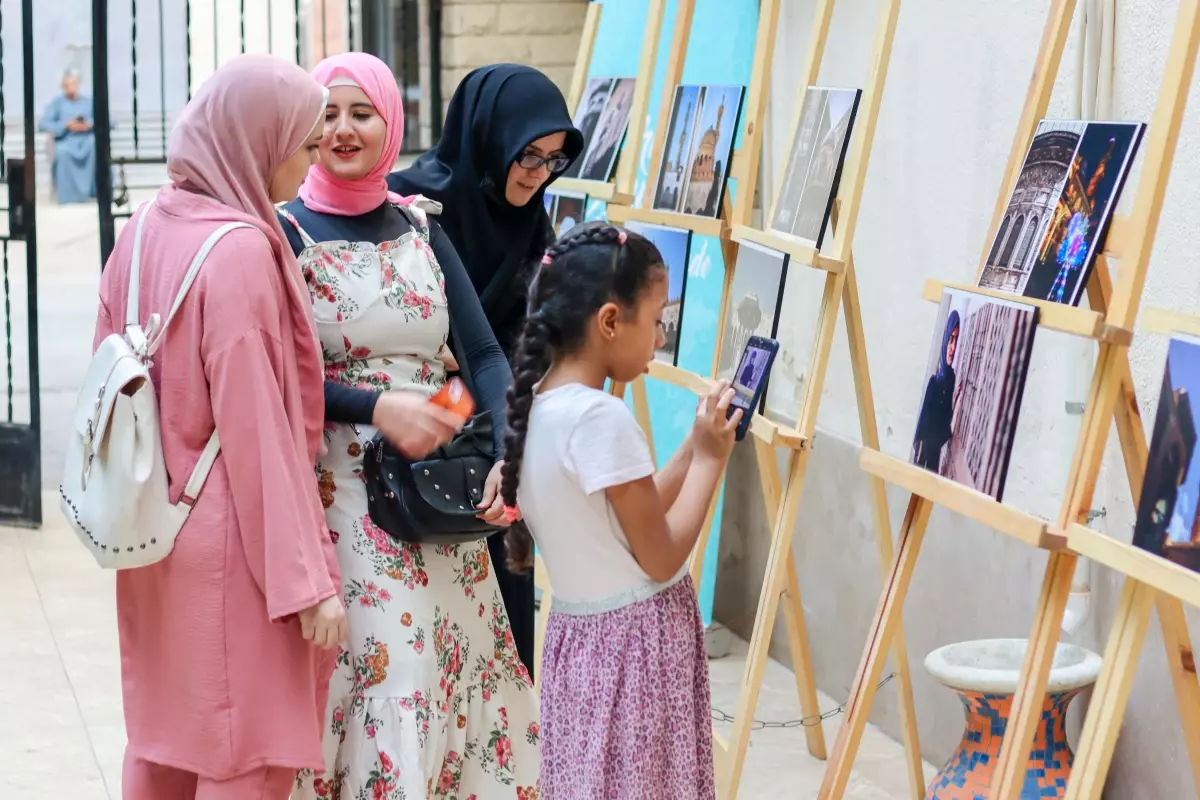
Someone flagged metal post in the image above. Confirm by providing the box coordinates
[94,0,116,266]
[21,0,40,522]
[294,0,301,65]
[131,0,140,157]
[240,0,246,54]
[429,0,442,141]
[158,0,167,151]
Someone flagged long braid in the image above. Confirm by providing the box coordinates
[499,221,662,572]
[499,313,552,571]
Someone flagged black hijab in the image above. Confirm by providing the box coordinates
[388,64,583,356]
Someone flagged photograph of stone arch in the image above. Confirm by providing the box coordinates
[770,86,861,248]
[911,288,1039,503]
[716,242,789,390]
[561,76,614,179]
[626,221,692,365]
[977,119,1144,306]
[578,77,636,182]
[551,191,586,238]
[1133,334,1200,575]
[679,84,744,217]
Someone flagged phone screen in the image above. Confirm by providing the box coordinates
[730,342,773,416]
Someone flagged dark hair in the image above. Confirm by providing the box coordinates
[499,221,664,571]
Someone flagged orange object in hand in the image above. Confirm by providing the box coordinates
[430,377,475,421]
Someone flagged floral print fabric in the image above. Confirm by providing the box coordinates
[285,201,540,800]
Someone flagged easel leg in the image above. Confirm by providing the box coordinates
[753,436,827,760]
[992,550,1078,799]
[1155,594,1200,795]
[1062,578,1156,800]
[819,495,933,799]
[841,256,925,799]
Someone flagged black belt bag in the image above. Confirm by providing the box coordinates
[362,410,502,545]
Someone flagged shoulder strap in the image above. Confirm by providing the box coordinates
[126,199,156,327]
[278,207,318,248]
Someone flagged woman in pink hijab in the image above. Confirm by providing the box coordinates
[94,54,347,799]
[278,53,539,799]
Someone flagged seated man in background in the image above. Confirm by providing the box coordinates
[38,69,96,204]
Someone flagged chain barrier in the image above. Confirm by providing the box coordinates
[710,672,897,730]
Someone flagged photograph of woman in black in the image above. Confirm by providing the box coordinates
[912,309,960,472]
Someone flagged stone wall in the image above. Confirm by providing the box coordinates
[439,0,589,115]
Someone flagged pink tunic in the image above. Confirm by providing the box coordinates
[95,190,341,780]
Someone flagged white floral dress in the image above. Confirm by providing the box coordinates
[282,199,540,800]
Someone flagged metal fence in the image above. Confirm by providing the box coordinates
[93,0,438,265]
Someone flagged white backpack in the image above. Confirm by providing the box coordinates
[60,200,251,569]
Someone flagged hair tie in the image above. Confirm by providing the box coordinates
[503,505,521,523]
[541,253,552,265]
[617,230,627,245]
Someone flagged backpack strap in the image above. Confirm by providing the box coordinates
[124,203,260,510]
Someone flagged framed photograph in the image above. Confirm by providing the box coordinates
[769,86,861,248]
[627,221,692,366]
[977,119,1144,307]
[550,191,586,238]
[716,242,789,406]
[652,85,704,213]
[910,288,1039,503]
[562,77,614,179]
[678,84,744,218]
[1132,334,1200,574]
[577,77,636,182]
[543,192,557,217]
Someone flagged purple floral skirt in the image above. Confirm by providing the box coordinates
[539,575,715,800]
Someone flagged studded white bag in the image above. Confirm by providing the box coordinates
[60,200,252,569]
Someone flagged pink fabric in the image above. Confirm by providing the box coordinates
[123,753,296,800]
[97,54,340,781]
[298,52,409,215]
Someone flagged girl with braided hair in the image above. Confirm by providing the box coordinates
[499,221,740,798]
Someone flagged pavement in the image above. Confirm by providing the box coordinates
[0,196,935,798]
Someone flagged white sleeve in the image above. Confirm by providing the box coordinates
[566,396,656,495]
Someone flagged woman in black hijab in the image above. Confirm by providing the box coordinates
[389,64,583,677]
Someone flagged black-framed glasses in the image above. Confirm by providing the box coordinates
[517,152,572,173]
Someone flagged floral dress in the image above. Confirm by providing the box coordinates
[283,199,540,800]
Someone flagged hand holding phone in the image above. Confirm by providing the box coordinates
[727,336,780,441]
[692,381,739,463]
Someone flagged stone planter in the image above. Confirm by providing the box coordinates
[923,638,1102,800]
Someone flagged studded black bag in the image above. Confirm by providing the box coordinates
[362,411,501,544]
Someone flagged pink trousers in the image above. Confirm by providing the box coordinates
[122,754,296,800]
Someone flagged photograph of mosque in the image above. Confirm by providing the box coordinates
[652,85,703,213]
[550,191,586,237]
[578,77,636,182]
[770,86,861,247]
[910,289,1039,503]
[977,119,1144,306]
[716,242,789,386]
[627,221,692,365]
[1133,334,1200,575]
[679,85,744,217]
[562,76,617,179]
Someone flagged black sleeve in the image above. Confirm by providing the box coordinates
[431,218,513,455]
[325,381,381,425]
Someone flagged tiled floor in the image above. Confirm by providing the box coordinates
[1,493,934,799]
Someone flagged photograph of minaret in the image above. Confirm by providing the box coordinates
[679,85,744,218]
[652,85,703,212]
[977,119,1144,306]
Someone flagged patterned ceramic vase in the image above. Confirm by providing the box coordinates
[923,639,1102,800]
[924,688,1079,799]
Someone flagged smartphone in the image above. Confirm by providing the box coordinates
[430,376,475,421]
[727,336,780,441]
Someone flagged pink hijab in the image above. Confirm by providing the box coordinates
[161,53,328,455]
[299,52,408,215]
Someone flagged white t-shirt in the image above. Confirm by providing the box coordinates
[518,382,662,606]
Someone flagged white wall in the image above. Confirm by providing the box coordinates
[714,1,1200,795]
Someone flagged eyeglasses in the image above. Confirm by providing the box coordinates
[517,152,572,173]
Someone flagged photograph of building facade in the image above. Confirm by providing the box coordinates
[1134,334,1200,574]
[679,84,743,217]
[911,289,1038,502]
[977,119,1143,306]
[652,85,703,213]
[627,221,692,365]
[716,242,789,383]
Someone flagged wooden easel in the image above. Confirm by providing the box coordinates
[818,1,1200,798]
[604,2,926,798]
[552,0,664,207]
